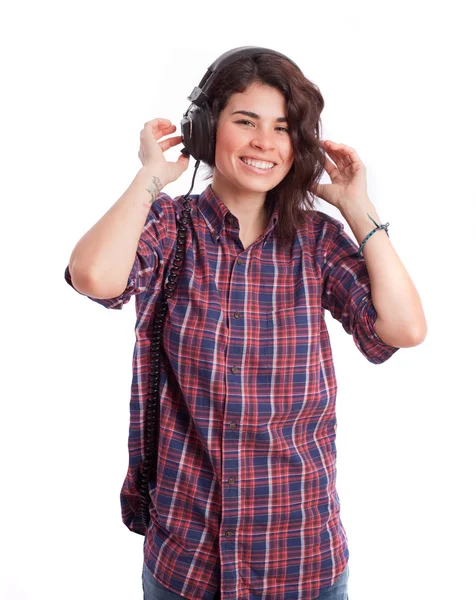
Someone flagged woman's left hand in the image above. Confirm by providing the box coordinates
[311,141,370,213]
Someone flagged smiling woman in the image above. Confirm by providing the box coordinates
[64,46,413,600]
[210,80,296,236]
[197,52,327,249]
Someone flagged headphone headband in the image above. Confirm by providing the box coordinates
[199,46,301,95]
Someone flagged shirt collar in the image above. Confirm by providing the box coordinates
[197,183,279,245]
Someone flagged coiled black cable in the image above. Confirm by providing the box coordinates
[140,158,201,531]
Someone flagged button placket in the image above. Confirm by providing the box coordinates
[223,252,245,551]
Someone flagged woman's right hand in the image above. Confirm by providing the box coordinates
[138,118,190,185]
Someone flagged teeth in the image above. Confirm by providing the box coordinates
[241,157,275,170]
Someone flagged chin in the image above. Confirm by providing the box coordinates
[240,180,277,193]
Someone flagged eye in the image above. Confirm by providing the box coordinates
[235,120,289,133]
[235,119,254,128]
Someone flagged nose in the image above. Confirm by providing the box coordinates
[250,128,276,151]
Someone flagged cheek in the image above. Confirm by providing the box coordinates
[215,130,247,169]
[277,137,293,161]
[284,146,294,166]
[215,131,233,161]
[218,123,251,150]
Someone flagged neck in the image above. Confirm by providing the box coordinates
[211,178,268,234]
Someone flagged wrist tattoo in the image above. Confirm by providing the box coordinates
[146,176,164,203]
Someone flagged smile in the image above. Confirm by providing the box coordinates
[239,157,276,174]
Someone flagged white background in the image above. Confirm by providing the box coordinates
[1,1,475,599]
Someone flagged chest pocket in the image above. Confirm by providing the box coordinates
[266,304,321,370]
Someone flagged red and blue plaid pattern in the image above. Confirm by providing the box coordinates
[65,183,399,599]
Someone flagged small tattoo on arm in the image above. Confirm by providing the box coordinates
[146,176,164,203]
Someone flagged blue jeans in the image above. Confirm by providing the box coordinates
[142,561,349,599]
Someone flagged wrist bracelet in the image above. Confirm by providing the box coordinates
[357,214,390,258]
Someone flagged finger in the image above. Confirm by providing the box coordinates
[144,118,172,128]
[158,135,182,152]
[332,143,358,161]
[338,148,361,170]
[323,155,339,178]
[143,119,174,136]
[153,125,176,138]
[141,124,176,141]
[177,151,190,163]
[326,142,359,167]
[321,143,341,170]
[323,142,349,170]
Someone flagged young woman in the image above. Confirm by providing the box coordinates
[65,48,426,600]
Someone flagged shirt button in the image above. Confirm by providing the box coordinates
[231,366,238,374]
[228,477,235,485]
[233,312,241,319]
[225,530,233,537]
[230,422,237,430]
[237,258,243,265]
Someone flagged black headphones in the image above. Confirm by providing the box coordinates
[180,46,302,165]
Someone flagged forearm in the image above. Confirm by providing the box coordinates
[69,168,166,297]
[340,198,427,345]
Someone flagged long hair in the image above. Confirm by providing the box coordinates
[200,52,326,249]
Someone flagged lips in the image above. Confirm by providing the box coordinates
[239,157,277,175]
[240,156,277,166]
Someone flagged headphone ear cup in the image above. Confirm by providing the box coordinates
[180,109,197,160]
[181,101,215,164]
[200,101,215,165]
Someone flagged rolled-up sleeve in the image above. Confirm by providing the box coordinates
[64,193,171,310]
[320,218,400,364]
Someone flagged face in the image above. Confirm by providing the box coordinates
[212,82,294,199]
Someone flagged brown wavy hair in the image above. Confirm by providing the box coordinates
[200,51,327,249]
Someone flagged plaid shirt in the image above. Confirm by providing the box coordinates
[65,183,399,599]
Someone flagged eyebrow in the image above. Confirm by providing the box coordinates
[231,110,288,123]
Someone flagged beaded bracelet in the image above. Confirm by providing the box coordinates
[357,214,390,258]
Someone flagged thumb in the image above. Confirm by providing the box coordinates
[173,152,190,176]
[312,182,330,200]
[178,152,190,169]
